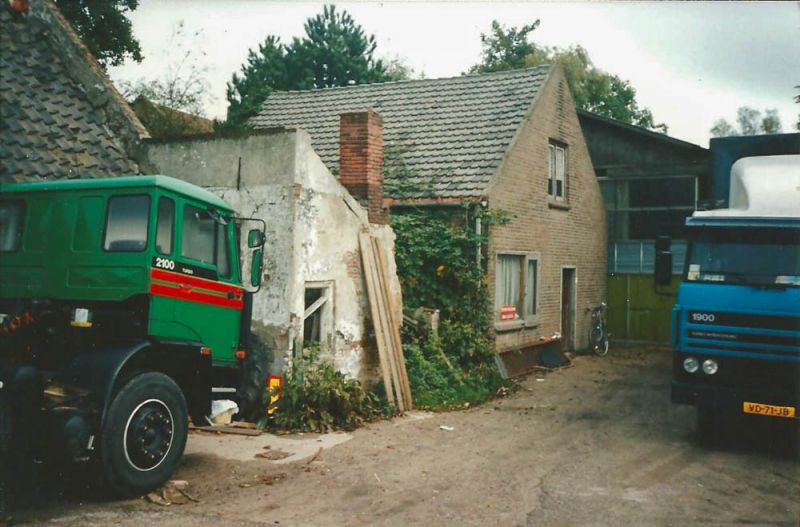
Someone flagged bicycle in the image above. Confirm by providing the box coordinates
[588,302,609,356]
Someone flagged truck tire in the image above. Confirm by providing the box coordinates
[236,341,271,421]
[101,372,188,498]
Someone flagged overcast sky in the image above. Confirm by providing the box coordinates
[108,1,800,147]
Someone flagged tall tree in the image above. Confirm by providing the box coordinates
[55,0,142,69]
[709,106,783,137]
[470,21,662,131]
[224,5,393,129]
[794,85,799,131]
[290,5,391,89]
[224,36,290,130]
[469,20,539,74]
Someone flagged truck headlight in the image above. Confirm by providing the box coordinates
[702,359,718,375]
[683,357,699,373]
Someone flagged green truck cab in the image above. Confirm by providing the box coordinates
[0,175,266,498]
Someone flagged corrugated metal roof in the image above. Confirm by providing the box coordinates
[251,66,552,199]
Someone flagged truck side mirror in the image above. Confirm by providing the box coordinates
[655,235,671,252]
[654,235,672,286]
[247,229,265,248]
[250,249,263,288]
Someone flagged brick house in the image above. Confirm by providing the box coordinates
[251,65,607,352]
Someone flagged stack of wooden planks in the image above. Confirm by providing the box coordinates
[359,231,413,412]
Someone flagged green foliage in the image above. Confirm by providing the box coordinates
[470,20,663,131]
[392,207,510,409]
[56,0,142,69]
[265,348,391,433]
[224,36,289,130]
[224,5,394,129]
[470,20,540,74]
[796,85,800,131]
[710,106,784,137]
[403,339,506,409]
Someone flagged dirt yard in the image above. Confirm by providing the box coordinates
[9,346,800,526]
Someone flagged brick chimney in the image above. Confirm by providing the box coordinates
[339,110,387,225]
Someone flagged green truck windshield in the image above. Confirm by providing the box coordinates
[686,227,800,287]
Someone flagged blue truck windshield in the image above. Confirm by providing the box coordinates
[685,227,800,287]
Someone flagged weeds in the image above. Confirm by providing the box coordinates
[262,347,393,433]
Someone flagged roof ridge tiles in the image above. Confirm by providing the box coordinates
[266,65,552,97]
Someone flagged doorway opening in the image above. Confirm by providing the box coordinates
[561,268,576,351]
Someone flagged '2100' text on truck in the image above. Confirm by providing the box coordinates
[0,175,267,499]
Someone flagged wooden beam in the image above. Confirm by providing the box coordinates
[359,231,398,410]
[303,295,328,320]
[372,236,413,410]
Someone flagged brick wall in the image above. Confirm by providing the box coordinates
[486,65,608,352]
[339,110,388,225]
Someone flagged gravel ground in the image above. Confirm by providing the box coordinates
[8,345,799,526]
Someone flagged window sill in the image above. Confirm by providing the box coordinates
[495,319,540,333]
[548,200,571,211]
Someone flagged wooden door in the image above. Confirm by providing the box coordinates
[561,268,575,351]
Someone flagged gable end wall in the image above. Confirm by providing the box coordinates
[487,66,607,352]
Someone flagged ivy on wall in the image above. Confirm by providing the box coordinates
[392,206,510,408]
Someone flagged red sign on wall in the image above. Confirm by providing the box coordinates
[499,305,517,321]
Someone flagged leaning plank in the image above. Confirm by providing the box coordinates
[367,237,406,412]
[372,236,413,410]
[359,231,399,410]
[370,236,408,412]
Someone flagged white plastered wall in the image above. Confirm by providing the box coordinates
[143,129,400,384]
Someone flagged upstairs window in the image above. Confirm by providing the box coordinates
[548,142,567,201]
[104,195,150,252]
[0,200,24,252]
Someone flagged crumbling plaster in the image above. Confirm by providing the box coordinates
[142,129,399,384]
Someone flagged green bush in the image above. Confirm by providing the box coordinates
[263,349,392,432]
[392,207,510,409]
[404,338,506,409]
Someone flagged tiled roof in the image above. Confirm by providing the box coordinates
[0,2,145,182]
[251,66,552,199]
[131,96,214,139]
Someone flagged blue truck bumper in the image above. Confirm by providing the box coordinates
[672,380,800,421]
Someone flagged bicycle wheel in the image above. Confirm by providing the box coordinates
[590,326,609,356]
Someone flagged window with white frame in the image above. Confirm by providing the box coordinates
[547,142,567,201]
[495,253,539,323]
[302,282,333,350]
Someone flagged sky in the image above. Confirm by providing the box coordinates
[108,1,800,147]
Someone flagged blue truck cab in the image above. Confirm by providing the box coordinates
[668,155,800,431]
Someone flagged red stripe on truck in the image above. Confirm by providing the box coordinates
[149,276,244,310]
